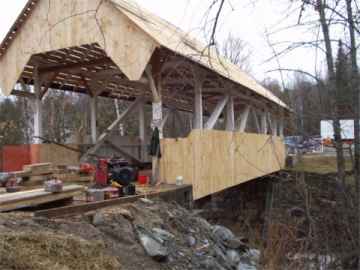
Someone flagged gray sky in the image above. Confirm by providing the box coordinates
[0,0,320,86]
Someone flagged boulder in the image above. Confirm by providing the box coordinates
[136,226,169,261]
[226,249,241,266]
[152,228,175,243]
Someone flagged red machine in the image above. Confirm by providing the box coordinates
[95,159,109,186]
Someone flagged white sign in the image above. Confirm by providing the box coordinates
[321,120,356,140]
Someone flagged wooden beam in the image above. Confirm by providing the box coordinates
[81,97,145,161]
[252,109,261,133]
[39,71,59,99]
[226,96,235,131]
[261,111,268,134]
[138,100,146,160]
[272,117,278,136]
[160,110,171,130]
[34,67,43,144]
[194,84,203,129]
[205,95,229,130]
[11,89,36,99]
[238,105,250,132]
[38,57,112,74]
[90,96,97,144]
[145,65,161,103]
[279,115,285,138]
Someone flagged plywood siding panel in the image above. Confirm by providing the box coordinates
[161,130,286,200]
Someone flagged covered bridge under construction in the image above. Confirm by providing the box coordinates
[0,0,289,200]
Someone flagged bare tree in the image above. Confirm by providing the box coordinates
[222,33,253,74]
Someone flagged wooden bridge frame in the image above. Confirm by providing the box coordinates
[0,0,289,199]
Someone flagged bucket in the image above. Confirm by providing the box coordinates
[138,174,148,185]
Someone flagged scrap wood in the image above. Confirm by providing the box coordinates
[53,173,94,183]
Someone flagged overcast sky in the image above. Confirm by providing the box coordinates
[0,0,320,86]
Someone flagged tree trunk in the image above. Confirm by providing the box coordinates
[345,0,360,268]
[318,0,346,184]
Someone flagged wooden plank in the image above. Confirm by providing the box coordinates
[34,185,192,218]
[23,162,52,174]
[0,184,84,212]
[160,130,286,200]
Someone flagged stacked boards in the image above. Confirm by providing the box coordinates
[0,185,85,212]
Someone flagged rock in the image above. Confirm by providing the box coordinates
[186,235,196,247]
[118,208,134,221]
[136,226,169,261]
[199,256,227,270]
[140,198,155,205]
[243,249,260,263]
[196,217,212,231]
[212,225,235,243]
[152,228,175,243]
[237,261,257,270]
[226,249,241,266]
[289,206,305,218]
[224,237,248,250]
[212,244,234,270]
[238,249,260,270]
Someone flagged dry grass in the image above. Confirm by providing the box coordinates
[291,154,353,174]
[0,231,121,270]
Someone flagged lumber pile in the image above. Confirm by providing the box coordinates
[11,163,94,188]
[23,163,53,176]
[0,184,85,212]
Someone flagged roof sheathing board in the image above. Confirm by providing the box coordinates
[0,0,158,95]
[110,0,288,109]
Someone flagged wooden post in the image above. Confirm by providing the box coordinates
[238,105,251,132]
[90,96,97,144]
[252,109,261,133]
[261,111,268,134]
[145,64,163,184]
[194,79,203,129]
[272,117,278,136]
[279,112,285,138]
[138,100,146,160]
[34,68,43,144]
[225,96,235,131]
